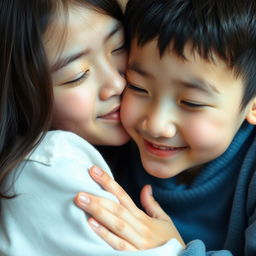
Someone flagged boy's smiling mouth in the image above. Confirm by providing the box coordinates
[143,139,188,158]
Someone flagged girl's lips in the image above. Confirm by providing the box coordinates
[143,139,187,158]
[98,106,121,121]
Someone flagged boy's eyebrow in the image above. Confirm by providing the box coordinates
[181,79,220,95]
[127,63,154,79]
[128,63,220,94]
[51,23,123,72]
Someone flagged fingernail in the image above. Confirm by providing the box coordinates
[78,194,90,205]
[92,166,103,176]
[89,219,100,229]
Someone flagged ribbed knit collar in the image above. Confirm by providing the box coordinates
[133,121,255,201]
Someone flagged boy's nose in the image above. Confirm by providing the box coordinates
[140,112,177,139]
[99,67,125,101]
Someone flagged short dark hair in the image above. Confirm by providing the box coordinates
[0,0,123,198]
[125,0,256,108]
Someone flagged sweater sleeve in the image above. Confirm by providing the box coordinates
[0,131,183,256]
[180,212,256,256]
[180,240,232,256]
[180,168,256,256]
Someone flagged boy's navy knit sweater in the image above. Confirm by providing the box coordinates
[102,121,256,256]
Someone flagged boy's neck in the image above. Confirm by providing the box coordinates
[176,165,204,185]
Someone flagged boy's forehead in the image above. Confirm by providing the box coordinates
[129,38,231,70]
[128,38,245,95]
[129,38,162,62]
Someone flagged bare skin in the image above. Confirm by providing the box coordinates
[75,166,185,251]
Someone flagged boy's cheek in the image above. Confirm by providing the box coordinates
[186,119,231,155]
[120,95,139,131]
[120,104,133,130]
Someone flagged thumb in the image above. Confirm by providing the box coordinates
[140,185,170,221]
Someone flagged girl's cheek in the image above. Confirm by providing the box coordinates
[54,89,94,119]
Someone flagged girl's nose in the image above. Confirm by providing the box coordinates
[99,68,125,101]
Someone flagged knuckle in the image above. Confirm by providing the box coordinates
[139,233,155,250]
[97,225,107,236]
[138,228,154,248]
[114,219,126,233]
[139,240,151,250]
[113,203,125,215]
[116,239,127,251]
[88,197,102,213]
[102,175,125,194]
[101,170,112,182]
[116,186,127,198]
[102,175,115,190]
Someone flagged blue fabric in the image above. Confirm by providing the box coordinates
[116,121,256,255]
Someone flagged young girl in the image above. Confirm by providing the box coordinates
[0,0,182,255]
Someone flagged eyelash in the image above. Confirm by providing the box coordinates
[180,100,206,108]
[127,83,147,93]
[127,84,207,108]
[112,43,126,54]
[64,70,89,86]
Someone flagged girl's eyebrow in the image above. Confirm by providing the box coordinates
[51,22,123,72]
[104,22,123,43]
[51,49,91,72]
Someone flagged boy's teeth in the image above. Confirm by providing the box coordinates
[152,144,172,150]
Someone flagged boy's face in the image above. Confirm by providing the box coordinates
[121,39,250,178]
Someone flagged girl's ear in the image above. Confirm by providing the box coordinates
[246,97,256,125]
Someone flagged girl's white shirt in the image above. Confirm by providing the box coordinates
[0,130,182,256]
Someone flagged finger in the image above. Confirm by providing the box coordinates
[75,192,143,233]
[140,185,170,221]
[75,192,147,247]
[89,166,140,215]
[88,218,137,251]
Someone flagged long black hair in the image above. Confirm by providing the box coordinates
[0,0,123,198]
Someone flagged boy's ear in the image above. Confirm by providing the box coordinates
[246,98,256,125]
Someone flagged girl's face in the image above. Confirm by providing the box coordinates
[44,4,129,145]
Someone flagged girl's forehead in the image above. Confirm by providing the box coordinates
[43,5,88,48]
[43,4,86,41]
[44,3,112,43]
[43,4,121,71]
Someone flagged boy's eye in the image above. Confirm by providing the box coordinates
[63,70,89,86]
[112,43,126,54]
[127,83,147,93]
[180,100,206,108]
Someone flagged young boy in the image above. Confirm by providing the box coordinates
[77,0,256,255]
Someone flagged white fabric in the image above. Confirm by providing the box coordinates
[0,130,182,256]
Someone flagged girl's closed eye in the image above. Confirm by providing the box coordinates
[112,43,126,54]
[127,83,148,93]
[63,70,89,86]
